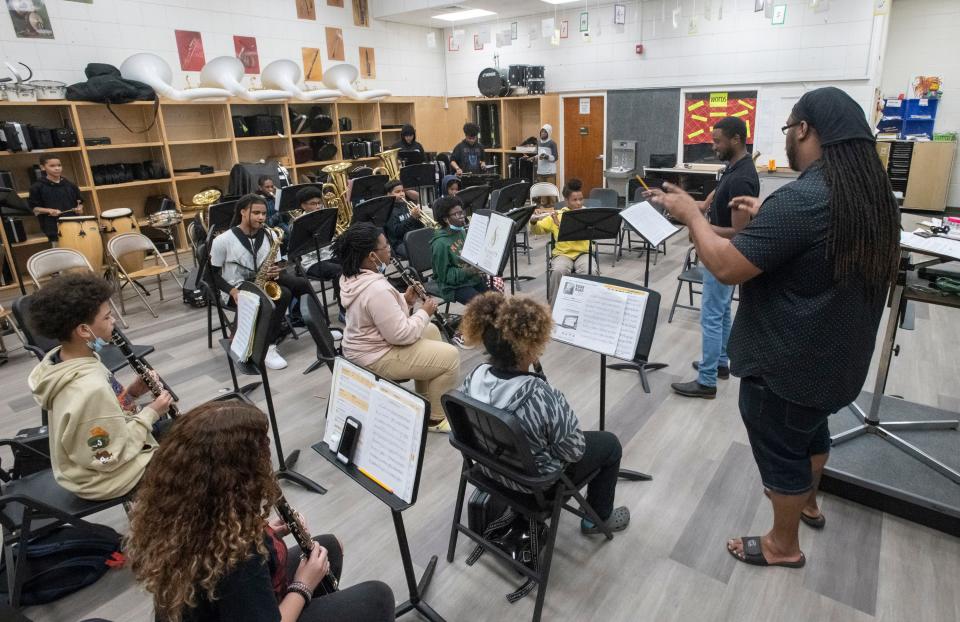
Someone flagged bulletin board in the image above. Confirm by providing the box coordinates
[682,90,757,163]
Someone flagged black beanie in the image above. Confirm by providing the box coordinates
[791,87,875,147]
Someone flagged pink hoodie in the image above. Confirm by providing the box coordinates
[339,269,430,366]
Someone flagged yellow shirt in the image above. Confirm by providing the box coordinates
[530,208,590,259]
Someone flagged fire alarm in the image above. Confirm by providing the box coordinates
[635,44,644,55]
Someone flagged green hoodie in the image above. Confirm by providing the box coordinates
[28,348,159,501]
[430,227,485,302]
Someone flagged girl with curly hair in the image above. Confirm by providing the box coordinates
[459,293,631,534]
[126,400,395,622]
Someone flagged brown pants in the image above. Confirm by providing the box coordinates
[367,323,460,423]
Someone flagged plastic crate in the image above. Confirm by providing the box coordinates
[904,98,939,120]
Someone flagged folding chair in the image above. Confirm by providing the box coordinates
[403,227,455,340]
[107,233,185,318]
[668,246,704,322]
[27,248,127,328]
[0,303,25,362]
[443,391,615,622]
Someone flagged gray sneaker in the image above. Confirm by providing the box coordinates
[671,379,717,399]
[581,506,630,535]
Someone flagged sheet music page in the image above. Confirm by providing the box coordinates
[609,285,648,361]
[620,201,679,247]
[229,291,260,362]
[478,212,515,274]
[461,212,489,267]
[323,358,377,449]
[551,276,627,356]
[356,380,425,503]
[901,231,960,261]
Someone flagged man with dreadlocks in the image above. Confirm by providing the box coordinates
[647,87,900,569]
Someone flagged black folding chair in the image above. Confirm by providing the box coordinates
[443,391,614,622]
[668,246,704,322]
[402,227,454,340]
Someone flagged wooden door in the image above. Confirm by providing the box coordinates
[563,96,604,195]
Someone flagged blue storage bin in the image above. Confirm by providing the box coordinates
[904,98,939,120]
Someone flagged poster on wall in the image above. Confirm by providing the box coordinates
[302,47,323,81]
[682,90,758,163]
[448,35,460,52]
[234,36,260,74]
[359,47,375,79]
[560,20,568,39]
[296,0,316,20]
[352,0,369,27]
[473,34,483,51]
[6,0,54,39]
[326,26,345,60]
[175,29,206,71]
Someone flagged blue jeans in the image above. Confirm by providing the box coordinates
[697,267,734,387]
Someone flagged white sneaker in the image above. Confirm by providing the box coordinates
[265,345,288,370]
[453,332,475,350]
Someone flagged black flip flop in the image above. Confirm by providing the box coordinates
[727,536,806,568]
[801,511,826,529]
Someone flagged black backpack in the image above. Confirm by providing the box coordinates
[0,525,123,605]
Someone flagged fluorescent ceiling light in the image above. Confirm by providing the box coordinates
[540,0,580,5]
[432,9,496,21]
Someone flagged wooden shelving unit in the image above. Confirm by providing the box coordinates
[465,95,559,178]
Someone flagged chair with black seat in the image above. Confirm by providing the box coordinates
[443,391,615,622]
[586,188,623,265]
[348,166,373,179]
[219,281,325,494]
[668,246,704,322]
[186,214,208,266]
[299,293,342,375]
[403,227,455,339]
[0,436,129,609]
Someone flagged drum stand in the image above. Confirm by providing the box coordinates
[154,224,188,275]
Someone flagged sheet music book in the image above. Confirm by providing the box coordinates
[323,358,427,504]
[620,201,679,247]
[230,290,260,362]
[901,231,960,262]
[460,211,515,276]
[552,276,648,360]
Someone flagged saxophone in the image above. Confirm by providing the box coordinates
[254,226,284,301]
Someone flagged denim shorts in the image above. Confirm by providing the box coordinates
[738,376,832,495]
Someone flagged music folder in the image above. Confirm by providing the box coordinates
[460,210,515,276]
[551,276,648,361]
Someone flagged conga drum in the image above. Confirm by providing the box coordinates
[58,216,103,274]
[100,208,143,273]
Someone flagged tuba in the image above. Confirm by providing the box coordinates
[254,227,285,301]
[372,147,401,181]
[321,162,353,236]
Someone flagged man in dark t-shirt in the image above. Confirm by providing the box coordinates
[648,87,900,571]
[450,122,486,176]
[672,117,759,399]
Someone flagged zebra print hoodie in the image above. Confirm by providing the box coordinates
[462,364,586,492]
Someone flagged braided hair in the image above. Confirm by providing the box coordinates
[334,222,382,276]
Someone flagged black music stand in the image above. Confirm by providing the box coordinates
[504,206,535,295]
[492,180,529,213]
[555,207,622,276]
[288,208,339,318]
[208,200,239,231]
[1,188,32,295]
[556,274,657,481]
[312,359,445,622]
[351,174,389,204]
[276,183,320,217]
[400,163,437,208]
[352,195,395,228]
[456,184,490,220]
[221,282,326,494]
[620,211,682,289]
[398,149,425,165]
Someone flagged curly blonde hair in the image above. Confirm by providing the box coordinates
[461,292,552,368]
[125,401,280,622]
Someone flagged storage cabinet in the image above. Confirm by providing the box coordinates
[877,139,956,212]
[464,95,559,179]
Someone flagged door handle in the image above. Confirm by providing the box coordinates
[596,155,604,160]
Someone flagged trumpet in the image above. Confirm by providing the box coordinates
[402,197,439,229]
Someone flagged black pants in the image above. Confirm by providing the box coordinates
[285,534,395,622]
[272,273,313,344]
[306,261,344,313]
[564,431,622,520]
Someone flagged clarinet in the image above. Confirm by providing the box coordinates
[390,257,455,338]
[110,330,179,418]
[275,496,339,595]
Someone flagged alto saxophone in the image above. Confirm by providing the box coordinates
[254,227,284,301]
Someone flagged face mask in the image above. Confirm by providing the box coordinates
[83,326,109,353]
[370,253,387,274]
[449,224,465,231]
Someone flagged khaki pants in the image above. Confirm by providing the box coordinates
[548,254,590,303]
[367,323,460,423]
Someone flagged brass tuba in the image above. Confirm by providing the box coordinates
[254,226,284,301]
[372,147,401,181]
[321,161,353,236]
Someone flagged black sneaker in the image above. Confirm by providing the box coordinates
[671,379,717,399]
[692,361,730,379]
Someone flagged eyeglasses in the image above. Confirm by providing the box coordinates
[781,121,801,135]
[304,200,323,206]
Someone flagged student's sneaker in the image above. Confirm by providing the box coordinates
[265,345,288,370]
[330,328,344,343]
[428,419,451,434]
[338,310,346,324]
[452,332,475,350]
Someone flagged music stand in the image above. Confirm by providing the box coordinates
[552,274,657,482]
[276,183,320,218]
[555,207,622,276]
[504,206,535,295]
[288,208,339,316]
[220,282,327,494]
[0,188,32,295]
[400,163,437,208]
[352,195,395,228]
[456,184,490,220]
[208,200,238,232]
[492,181,529,213]
[350,174,389,204]
[312,358,445,622]
[398,149,425,165]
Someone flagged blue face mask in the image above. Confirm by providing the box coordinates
[377,262,387,274]
[449,224,465,231]
[86,336,109,353]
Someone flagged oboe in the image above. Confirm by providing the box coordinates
[110,330,178,418]
[390,257,455,338]
[275,496,339,595]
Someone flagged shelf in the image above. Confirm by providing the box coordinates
[235,135,287,142]
[291,132,337,139]
[294,160,340,168]
[94,178,173,190]
[16,185,93,199]
[381,128,403,132]
[12,235,50,247]
[340,129,381,135]
[167,138,234,145]
[173,171,230,181]
[73,100,156,106]
[0,146,83,157]
[0,100,75,107]
[86,141,164,151]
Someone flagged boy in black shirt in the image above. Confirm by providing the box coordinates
[29,155,83,245]
[383,179,424,259]
[450,122,485,176]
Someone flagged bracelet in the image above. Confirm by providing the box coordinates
[287,581,312,606]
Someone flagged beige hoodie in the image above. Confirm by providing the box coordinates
[339,269,430,366]
[28,348,159,500]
